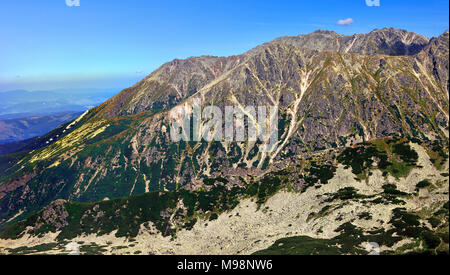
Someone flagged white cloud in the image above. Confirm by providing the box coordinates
[336,18,354,26]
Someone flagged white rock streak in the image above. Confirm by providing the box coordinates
[269,68,312,164]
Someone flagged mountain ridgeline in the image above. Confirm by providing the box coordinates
[0,28,448,255]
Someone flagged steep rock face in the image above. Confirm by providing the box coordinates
[416,30,449,102]
[0,29,448,228]
[90,28,432,119]
[91,55,245,118]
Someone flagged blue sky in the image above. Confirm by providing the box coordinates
[0,0,448,91]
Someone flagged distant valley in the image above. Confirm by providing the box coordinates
[0,88,119,118]
[0,112,82,145]
[0,88,120,145]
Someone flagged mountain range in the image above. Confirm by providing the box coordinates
[0,28,448,255]
[0,112,83,145]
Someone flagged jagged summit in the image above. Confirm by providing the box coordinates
[311,29,341,35]
[271,27,429,56]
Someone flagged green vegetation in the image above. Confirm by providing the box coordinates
[4,243,60,255]
[337,138,418,180]
[79,243,109,255]
[324,187,370,202]
[0,171,293,240]
[255,206,449,255]
[387,208,447,253]
[254,222,388,255]
[0,150,30,178]
[357,212,372,220]
[253,235,344,255]
[416,179,431,191]
[382,184,407,196]
[301,162,336,192]
[307,205,334,222]
[425,140,449,171]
